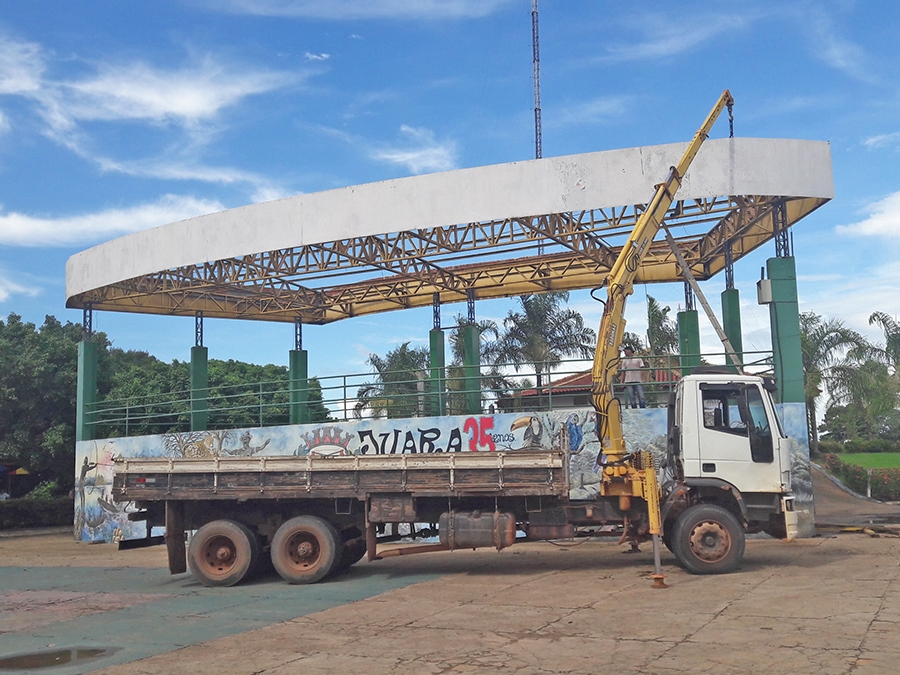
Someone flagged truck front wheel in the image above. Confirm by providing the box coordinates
[187,520,259,587]
[271,516,340,584]
[672,504,745,575]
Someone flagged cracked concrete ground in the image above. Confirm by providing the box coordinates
[92,534,900,675]
[3,466,900,675]
[4,533,896,675]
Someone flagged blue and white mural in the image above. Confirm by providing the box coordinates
[75,404,814,542]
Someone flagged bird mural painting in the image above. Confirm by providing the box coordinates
[511,415,544,450]
[565,413,584,454]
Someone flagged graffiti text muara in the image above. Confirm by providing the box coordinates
[357,417,502,455]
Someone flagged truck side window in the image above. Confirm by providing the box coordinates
[745,386,774,463]
[701,390,747,437]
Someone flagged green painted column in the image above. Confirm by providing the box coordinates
[428,329,446,417]
[289,349,309,425]
[190,346,208,432]
[462,324,481,415]
[76,340,98,442]
[678,310,701,376]
[767,256,805,403]
[721,288,744,373]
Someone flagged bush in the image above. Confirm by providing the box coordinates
[817,440,843,456]
[822,453,900,501]
[0,497,73,530]
[843,439,899,454]
[23,480,60,501]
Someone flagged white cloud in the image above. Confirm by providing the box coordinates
[0,33,298,196]
[370,125,457,174]
[212,0,515,20]
[0,37,44,95]
[864,131,900,149]
[56,57,293,128]
[0,194,224,247]
[806,9,875,84]
[0,110,8,134]
[304,52,330,61]
[601,14,749,62]
[835,191,900,238]
[0,271,38,302]
[551,96,630,128]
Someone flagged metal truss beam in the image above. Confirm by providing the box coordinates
[69,194,829,324]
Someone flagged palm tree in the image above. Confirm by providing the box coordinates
[495,291,596,391]
[646,295,678,354]
[354,342,429,419]
[868,311,900,377]
[828,358,899,440]
[799,312,867,452]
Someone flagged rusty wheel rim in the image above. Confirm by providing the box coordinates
[200,535,239,578]
[285,531,321,570]
[688,520,731,562]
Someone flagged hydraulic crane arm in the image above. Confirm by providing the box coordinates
[591,89,734,460]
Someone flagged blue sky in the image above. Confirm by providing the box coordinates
[0,0,898,380]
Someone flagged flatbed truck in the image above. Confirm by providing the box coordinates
[109,91,798,586]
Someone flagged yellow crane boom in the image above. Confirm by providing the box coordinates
[591,89,734,461]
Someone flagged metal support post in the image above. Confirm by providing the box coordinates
[466,288,476,324]
[773,200,791,258]
[195,310,203,347]
[190,345,208,431]
[428,328,446,417]
[290,348,309,425]
[462,323,481,414]
[765,256,804,403]
[76,340,98,442]
[683,280,695,312]
[677,310,700,376]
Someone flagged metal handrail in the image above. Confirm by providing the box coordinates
[86,350,774,437]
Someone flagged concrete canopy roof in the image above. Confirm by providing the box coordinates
[65,137,833,325]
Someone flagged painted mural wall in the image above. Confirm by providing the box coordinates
[74,404,814,543]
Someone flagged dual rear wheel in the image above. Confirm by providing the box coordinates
[187,516,359,587]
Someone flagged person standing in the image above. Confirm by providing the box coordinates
[620,347,646,409]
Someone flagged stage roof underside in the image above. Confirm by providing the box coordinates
[66,137,833,325]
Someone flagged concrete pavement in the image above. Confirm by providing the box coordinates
[3,532,899,675]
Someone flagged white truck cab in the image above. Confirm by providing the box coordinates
[659,372,799,573]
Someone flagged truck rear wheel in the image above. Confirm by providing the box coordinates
[672,504,745,575]
[187,520,259,587]
[271,516,340,584]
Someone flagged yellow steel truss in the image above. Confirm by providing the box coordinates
[67,191,826,324]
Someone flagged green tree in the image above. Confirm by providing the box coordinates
[0,314,106,492]
[799,312,867,452]
[495,291,595,391]
[354,342,429,419]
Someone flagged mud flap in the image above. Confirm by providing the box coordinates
[782,496,799,542]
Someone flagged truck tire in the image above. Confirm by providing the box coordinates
[271,516,340,584]
[187,520,259,587]
[671,504,745,575]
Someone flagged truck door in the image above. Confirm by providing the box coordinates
[696,383,782,492]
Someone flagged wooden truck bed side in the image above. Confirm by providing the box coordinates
[112,451,569,501]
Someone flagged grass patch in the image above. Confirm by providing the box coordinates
[839,452,900,469]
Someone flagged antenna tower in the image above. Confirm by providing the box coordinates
[531,0,542,160]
